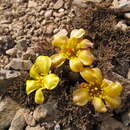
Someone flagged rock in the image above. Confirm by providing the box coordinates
[0,97,20,130]
[28,1,37,8]
[25,125,45,130]
[44,10,53,18]
[121,110,130,126]
[115,21,127,31]
[54,29,68,36]
[5,58,32,70]
[54,123,60,130]
[128,69,130,79]
[33,105,48,122]
[53,0,64,9]
[24,112,36,127]
[125,13,130,19]
[45,23,55,35]
[100,117,124,130]
[6,47,17,57]
[33,100,58,122]
[9,108,27,130]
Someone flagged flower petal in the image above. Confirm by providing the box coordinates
[67,37,78,49]
[52,35,68,48]
[73,88,90,106]
[101,79,113,88]
[43,74,60,90]
[77,39,93,49]
[103,82,123,97]
[105,96,121,109]
[77,50,94,66]
[70,29,85,39]
[29,65,40,79]
[80,68,103,85]
[35,89,44,104]
[35,56,51,75]
[26,80,40,95]
[92,97,107,112]
[51,53,66,68]
[69,57,84,72]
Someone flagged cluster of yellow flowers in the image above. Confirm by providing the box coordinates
[26,29,123,112]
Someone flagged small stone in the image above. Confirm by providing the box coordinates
[33,105,48,122]
[28,1,37,8]
[44,10,53,18]
[9,108,26,130]
[25,125,45,130]
[54,29,68,36]
[125,13,130,19]
[6,48,17,56]
[127,69,130,79]
[0,97,20,130]
[24,112,36,127]
[121,110,130,126]
[53,0,64,9]
[54,123,60,130]
[115,21,127,31]
[45,23,55,35]
[5,58,32,70]
[101,117,124,130]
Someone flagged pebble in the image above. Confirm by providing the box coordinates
[115,21,127,31]
[124,13,130,19]
[25,125,45,130]
[100,117,124,130]
[121,110,130,126]
[127,69,130,79]
[9,108,27,130]
[5,58,32,70]
[24,112,36,127]
[54,29,68,36]
[44,10,53,18]
[0,97,20,130]
[33,105,48,122]
[28,1,37,8]
[45,23,55,34]
[53,0,64,9]
[6,47,17,57]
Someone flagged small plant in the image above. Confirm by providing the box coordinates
[51,29,94,72]
[26,56,60,104]
[73,68,123,112]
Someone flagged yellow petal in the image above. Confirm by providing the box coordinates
[43,74,60,90]
[77,39,93,49]
[103,82,123,97]
[51,53,66,68]
[92,97,107,112]
[35,56,51,75]
[69,57,84,72]
[70,29,85,39]
[52,35,68,48]
[105,96,121,109]
[80,68,103,85]
[73,88,90,106]
[35,89,44,104]
[29,65,40,79]
[77,50,94,66]
[101,79,113,88]
[26,80,40,95]
[67,37,78,49]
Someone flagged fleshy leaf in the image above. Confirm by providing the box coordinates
[51,53,66,68]
[69,57,84,72]
[77,39,93,49]
[70,29,85,39]
[92,97,107,112]
[73,88,90,106]
[26,80,40,95]
[35,89,44,104]
[103,82,123,97]
[29,65,40,79]
[105,96,121,109]
[35,56,51,75]
[52,35,68,48]
[43,74,60,90]
[80,68,103,85]
[77,50,94,66]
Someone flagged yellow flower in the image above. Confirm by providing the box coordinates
[26,56,60,104]
[51,29,94,72]
[73,68,123,112]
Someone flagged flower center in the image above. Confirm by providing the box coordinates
[65,48,75,58]
[88,83,103,98]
